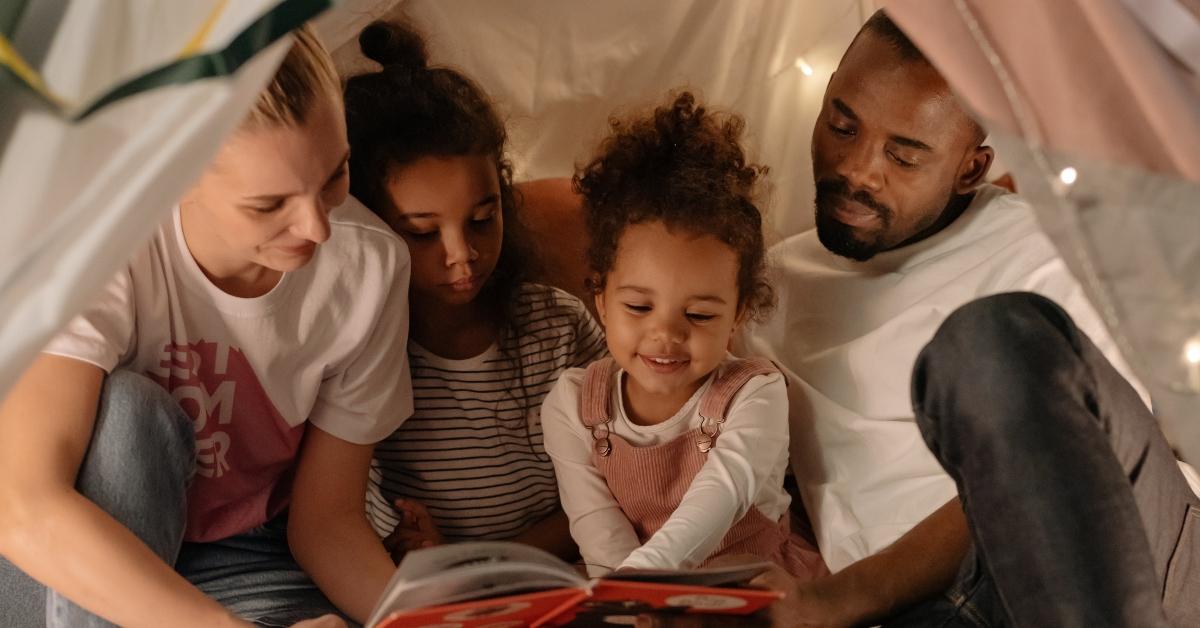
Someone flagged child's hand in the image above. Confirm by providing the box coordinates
[383,498,444,562]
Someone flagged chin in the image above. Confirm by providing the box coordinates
[814,212,882,262]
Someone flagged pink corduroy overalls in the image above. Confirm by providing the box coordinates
[579,357,827,579]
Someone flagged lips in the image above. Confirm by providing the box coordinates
[446,274,481,292]
[639,354,690,374]
[279,243,315,257]
[831,198,882,228]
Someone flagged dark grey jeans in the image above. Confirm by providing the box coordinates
[887,292,1200,628]
[0,371,345,627]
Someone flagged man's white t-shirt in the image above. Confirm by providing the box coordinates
[44,197,414,543]
[739,185,1152,572]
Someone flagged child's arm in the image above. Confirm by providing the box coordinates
[0,355,249,628]
[540,371,642,576]
[619,372,789,571]
[509,508,578,561]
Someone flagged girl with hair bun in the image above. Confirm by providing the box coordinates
[541,91,827,580]
[343,20,605,565]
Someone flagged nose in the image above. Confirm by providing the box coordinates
[835,137,884,194]
[649,311,688,345]
[293,199,331,244]
[442,229,479,268]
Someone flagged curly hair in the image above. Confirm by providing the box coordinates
[574,91,775,321]
[343,19,533,330]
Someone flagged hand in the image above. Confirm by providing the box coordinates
[750,565,849,628]
[382,498,444,563]
[289,614,347,628]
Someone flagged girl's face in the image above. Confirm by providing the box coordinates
[595,220,744,412]
[385,155,504,308]
[181,96,350,283]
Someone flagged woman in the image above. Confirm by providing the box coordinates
[0,26,409,627]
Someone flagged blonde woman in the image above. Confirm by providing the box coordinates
[0,27,411,628]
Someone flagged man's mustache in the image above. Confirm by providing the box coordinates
[815,178,893,222]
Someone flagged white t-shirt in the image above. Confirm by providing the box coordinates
[739,185,1150,572]
[44,198,414,543]
[542,359,790,576]
[367,283,606,541]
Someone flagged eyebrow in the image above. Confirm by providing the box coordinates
[831,98,934,152]
[615,285,727,304]
[241,150,351,202]
[396,193,501,220]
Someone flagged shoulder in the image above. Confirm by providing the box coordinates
[541,366,588,423]
[510,283,596,336]
[323,196,410,277]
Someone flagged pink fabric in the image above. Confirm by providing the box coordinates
[884,0,1200,183]
[578,357,827,579]
[148,340,303,542]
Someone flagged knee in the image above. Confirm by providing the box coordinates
[89,371,195,480]
[912,293,1084,449]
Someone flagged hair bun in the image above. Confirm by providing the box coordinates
[359,20,428,71]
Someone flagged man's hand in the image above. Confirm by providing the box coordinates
[752,565,850,628]
[382,498,444,562]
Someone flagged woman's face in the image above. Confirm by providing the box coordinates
[384,154,504,308]
[181,96,350,283]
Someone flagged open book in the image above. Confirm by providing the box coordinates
[366,542,782,628]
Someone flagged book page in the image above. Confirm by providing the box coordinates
[366,542,588,627]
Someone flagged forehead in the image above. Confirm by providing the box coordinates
[611,222,739,296]
[828,32,967,147]
[214,98,347,191]
[386,155,500,214]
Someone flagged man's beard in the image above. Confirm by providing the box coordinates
[813,178,895,262]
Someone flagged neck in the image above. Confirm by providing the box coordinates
[179,202,280,298]
[621,373,706,426]
[410,295,499,360]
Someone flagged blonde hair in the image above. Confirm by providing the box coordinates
[244,24,341,129]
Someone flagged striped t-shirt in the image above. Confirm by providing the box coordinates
[367,283,607,541]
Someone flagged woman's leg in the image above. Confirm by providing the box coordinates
[176,513,353,627]
[0,370,195,628]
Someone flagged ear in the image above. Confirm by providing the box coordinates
[954,145,995,195]
[593,290,608,328]
[728,304,750,351]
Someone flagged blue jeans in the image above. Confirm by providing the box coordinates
[0,371,345,627]
[886,293,1200,627]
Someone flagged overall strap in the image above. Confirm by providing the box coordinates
[696,357,779,452]
[580,358,617,456]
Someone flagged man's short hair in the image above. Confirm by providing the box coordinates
[861,10,928,63]
[856,10,987,146]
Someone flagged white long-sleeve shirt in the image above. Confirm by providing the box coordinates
[541,360,790,576]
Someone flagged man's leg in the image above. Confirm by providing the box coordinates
[175,513,352,627]
[0,370,195,628]
[910,292,1199,628]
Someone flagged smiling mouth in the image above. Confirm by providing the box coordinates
[640,355,690,374]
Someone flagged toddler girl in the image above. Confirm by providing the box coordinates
[542,92,825,578]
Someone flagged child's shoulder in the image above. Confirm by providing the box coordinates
[509,283,595,334]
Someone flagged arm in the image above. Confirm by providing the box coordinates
[288,425,396,624]
[620,373,788,571]
[0,355,246,628]
[767,497,970,627]
[540,373,642,575]
[509,508,578,561]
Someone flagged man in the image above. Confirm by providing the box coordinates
[739,11,1200,627]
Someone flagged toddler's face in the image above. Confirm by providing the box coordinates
[596,220,743,416]
[384,154,504,307]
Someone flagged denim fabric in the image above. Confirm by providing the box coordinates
[890,292,1200,628]
[0,371,346,627]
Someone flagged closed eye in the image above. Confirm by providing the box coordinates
[887,151,916,168]
[828,123,855,137]
[623,303,650,314]
[407,230,438,241]
[686,313,717,323]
